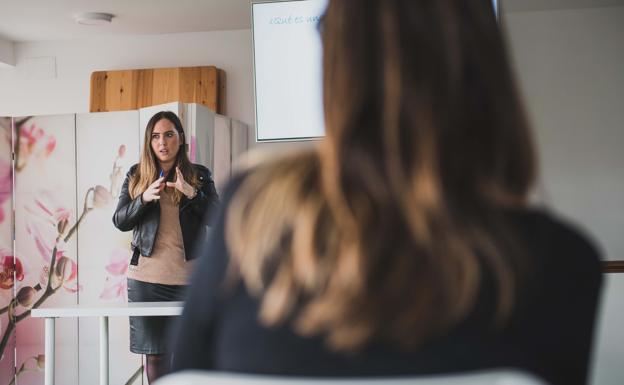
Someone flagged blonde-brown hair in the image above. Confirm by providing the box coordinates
[129,111,198,205]
[227,0,536,351]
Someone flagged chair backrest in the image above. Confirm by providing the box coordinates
[155,369,548,385]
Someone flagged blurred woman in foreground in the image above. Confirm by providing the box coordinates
[170,1,602,384]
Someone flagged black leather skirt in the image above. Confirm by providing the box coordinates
[127,278,186,354]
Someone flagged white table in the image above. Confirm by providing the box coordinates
[31,301,184,385]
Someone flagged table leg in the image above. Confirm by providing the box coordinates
[44,317,55,385]
[99,316,109,385]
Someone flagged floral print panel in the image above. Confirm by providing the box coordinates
[0,104,238,384]
[75,111,143,384]
[13,115,79,385]
[0,117,15,385]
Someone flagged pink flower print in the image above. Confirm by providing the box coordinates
[111,143,127,198]
[22,192,80,293]
[92,185,113,208]
[38,251,80,293]
[24,191,72,262]
[56,254,80,293]
[0,160,12,223]
[36,354,45,370]
[0,160,11,191]
[32,195,71,226]
[1,254,24,290]
[55,254,77,282]
[100,248,130,301]
[39,265,50,287]
[17,123,57,169]
[45,136,56,156]
[105,251,129,276]
[190,135,197,162]
[16,286,38,307]
[100,277,127,301]
[28,223,54,263]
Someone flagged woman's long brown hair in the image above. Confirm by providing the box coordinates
[129,111,198,205]
[227,0,536,351]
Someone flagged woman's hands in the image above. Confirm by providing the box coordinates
[167,167,197,199]
[141,177,165,203]
[142,167,197,203]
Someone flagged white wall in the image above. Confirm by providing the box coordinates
[505,6,624,262]
[0,28,311,153]
[504,7,624,385]
[0,36,14,66]
[591,274,624,385]
[0,29,254,124]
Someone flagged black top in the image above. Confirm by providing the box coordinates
[112,163,219,262]
[170,174,603,385]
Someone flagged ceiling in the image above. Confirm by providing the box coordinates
[0,0,254,42]
[0,0,623,43]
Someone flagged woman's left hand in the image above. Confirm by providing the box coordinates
[166,167,197,199]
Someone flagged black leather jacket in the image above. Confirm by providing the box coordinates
[112,163,219,264]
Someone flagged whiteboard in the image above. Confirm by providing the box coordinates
[252,0,327,142]
[252,0,499,142]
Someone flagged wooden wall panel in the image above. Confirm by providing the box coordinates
[218,69,227,115]
[105,70,138,111]
[90,66,224,114]
[179,67,217,107]
[151,68,180,106]
[89,72,108,113]
[135,69,154,109]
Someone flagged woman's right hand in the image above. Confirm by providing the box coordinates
[141,177,165,203]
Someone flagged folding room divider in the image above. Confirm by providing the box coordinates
[0,102,247,385]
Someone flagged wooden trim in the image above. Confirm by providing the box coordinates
[602,261,624,273]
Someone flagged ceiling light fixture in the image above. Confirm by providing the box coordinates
[74,12,114,26]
